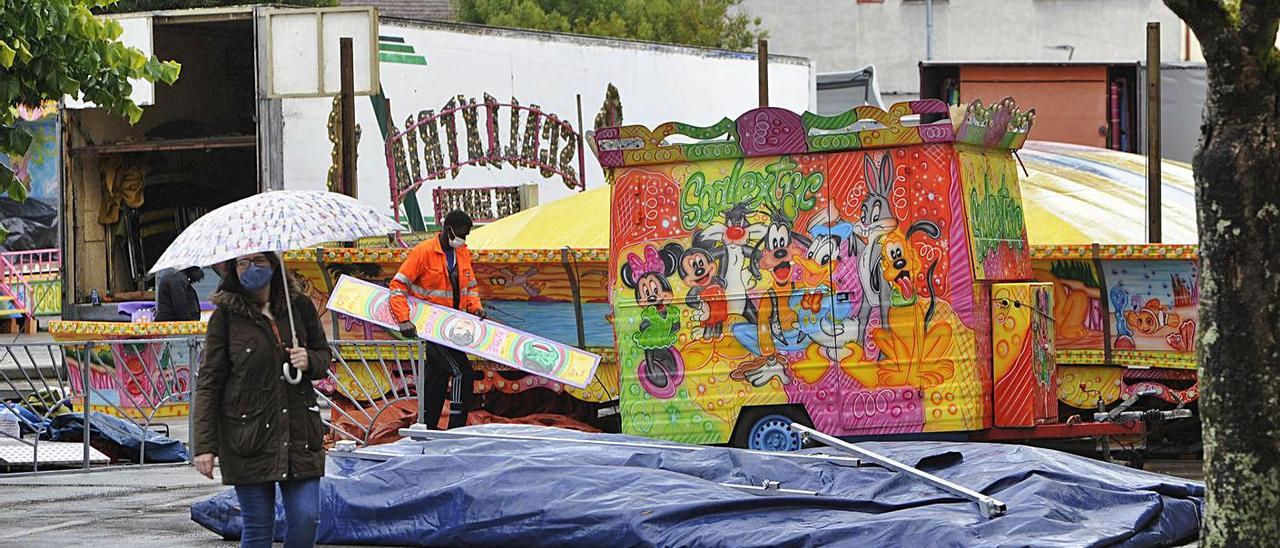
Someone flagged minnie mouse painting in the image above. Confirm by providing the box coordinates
[620,244,685,399]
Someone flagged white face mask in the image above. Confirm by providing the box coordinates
[448,227,466,249]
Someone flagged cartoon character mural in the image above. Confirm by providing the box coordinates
[1105,260,1198,353]
[619,244,685,399]
[852,153,899,348]
[1031,259,1104,347]
[697,202,767,323]
[792,209,857,365]
[610,142,988,443]
[730,205,810,387]
[676,244,728,341]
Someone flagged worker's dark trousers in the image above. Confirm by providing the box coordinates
[422,342,476,429]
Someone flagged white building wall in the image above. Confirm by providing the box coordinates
[741,0,1185,100]
[281,20,815,221]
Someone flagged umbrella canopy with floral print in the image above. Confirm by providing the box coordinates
[149,190,403,273]
[148,190,403,384]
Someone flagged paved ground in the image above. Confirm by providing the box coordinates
[1146,458,1204,482]
[0,464,381,547]
[0,465,234,547]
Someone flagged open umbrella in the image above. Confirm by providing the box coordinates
[150,190,403,384]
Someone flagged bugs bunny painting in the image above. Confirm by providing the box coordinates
[851,152,900,348]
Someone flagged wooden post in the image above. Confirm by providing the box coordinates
[757,38,769,107]
[1146,22,1161,243]
[340,37,358,199]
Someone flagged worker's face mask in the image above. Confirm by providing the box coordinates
[448,226,466,249]
[239,263,274,291]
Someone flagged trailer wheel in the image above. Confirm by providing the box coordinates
[730,406,813,452]
[1121,449,1145,470]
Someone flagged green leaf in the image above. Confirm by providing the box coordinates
[103,19,123,41]
[0,167,17,198]
[60,77,81,95]
[127,50,146,71]
[1,126,35,157]
[5,178,29,202]
[159,60,181,84]
[123,102,143,124]
[13,39,33,64]
[0,41,15,69]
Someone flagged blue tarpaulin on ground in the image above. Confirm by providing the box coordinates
[191,424,1202,547]
[46,412,190,463]
[4,404,188,463]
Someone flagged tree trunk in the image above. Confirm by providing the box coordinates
[1165,1,1280,545]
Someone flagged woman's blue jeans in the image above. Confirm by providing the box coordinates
[234,477,321,548]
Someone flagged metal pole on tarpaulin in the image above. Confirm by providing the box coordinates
[400,424,863,466]
[1145,22,1162,243]
[789,423,1007,519]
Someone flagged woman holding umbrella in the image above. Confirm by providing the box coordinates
[149,190,402,546]
[192,251,331,547]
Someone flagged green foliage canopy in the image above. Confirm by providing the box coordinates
[454,0,766,50]
[0,0,181,204]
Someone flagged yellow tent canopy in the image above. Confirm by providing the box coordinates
[468,185,611,250]
[1019,141,1197,245]
[469,141,1198,251]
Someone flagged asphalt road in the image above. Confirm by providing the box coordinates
[0,465,234,547]
[0,464,379,547]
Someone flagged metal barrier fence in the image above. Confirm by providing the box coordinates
[0,337,201,472]
[316,340,427,447]
[1,337,427,473]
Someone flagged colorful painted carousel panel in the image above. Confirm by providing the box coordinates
[610,144,988,444]
[957,148,1032,281]
[1103,259,1198,355]
[326,276,601,389]
[1031,258,1106,351]
[991,282,1058,428]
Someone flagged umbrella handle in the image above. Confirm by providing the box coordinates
[283,362,304,385]
[278,254,303,385]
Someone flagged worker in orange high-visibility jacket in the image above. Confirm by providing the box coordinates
[390,209,486,429]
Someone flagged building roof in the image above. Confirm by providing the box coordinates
[342,0,455,21]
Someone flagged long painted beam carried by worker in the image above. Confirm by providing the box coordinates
[325,275,601,388]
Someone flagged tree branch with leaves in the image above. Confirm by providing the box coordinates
[1162,0,1280,545]
[0,0,180,201]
